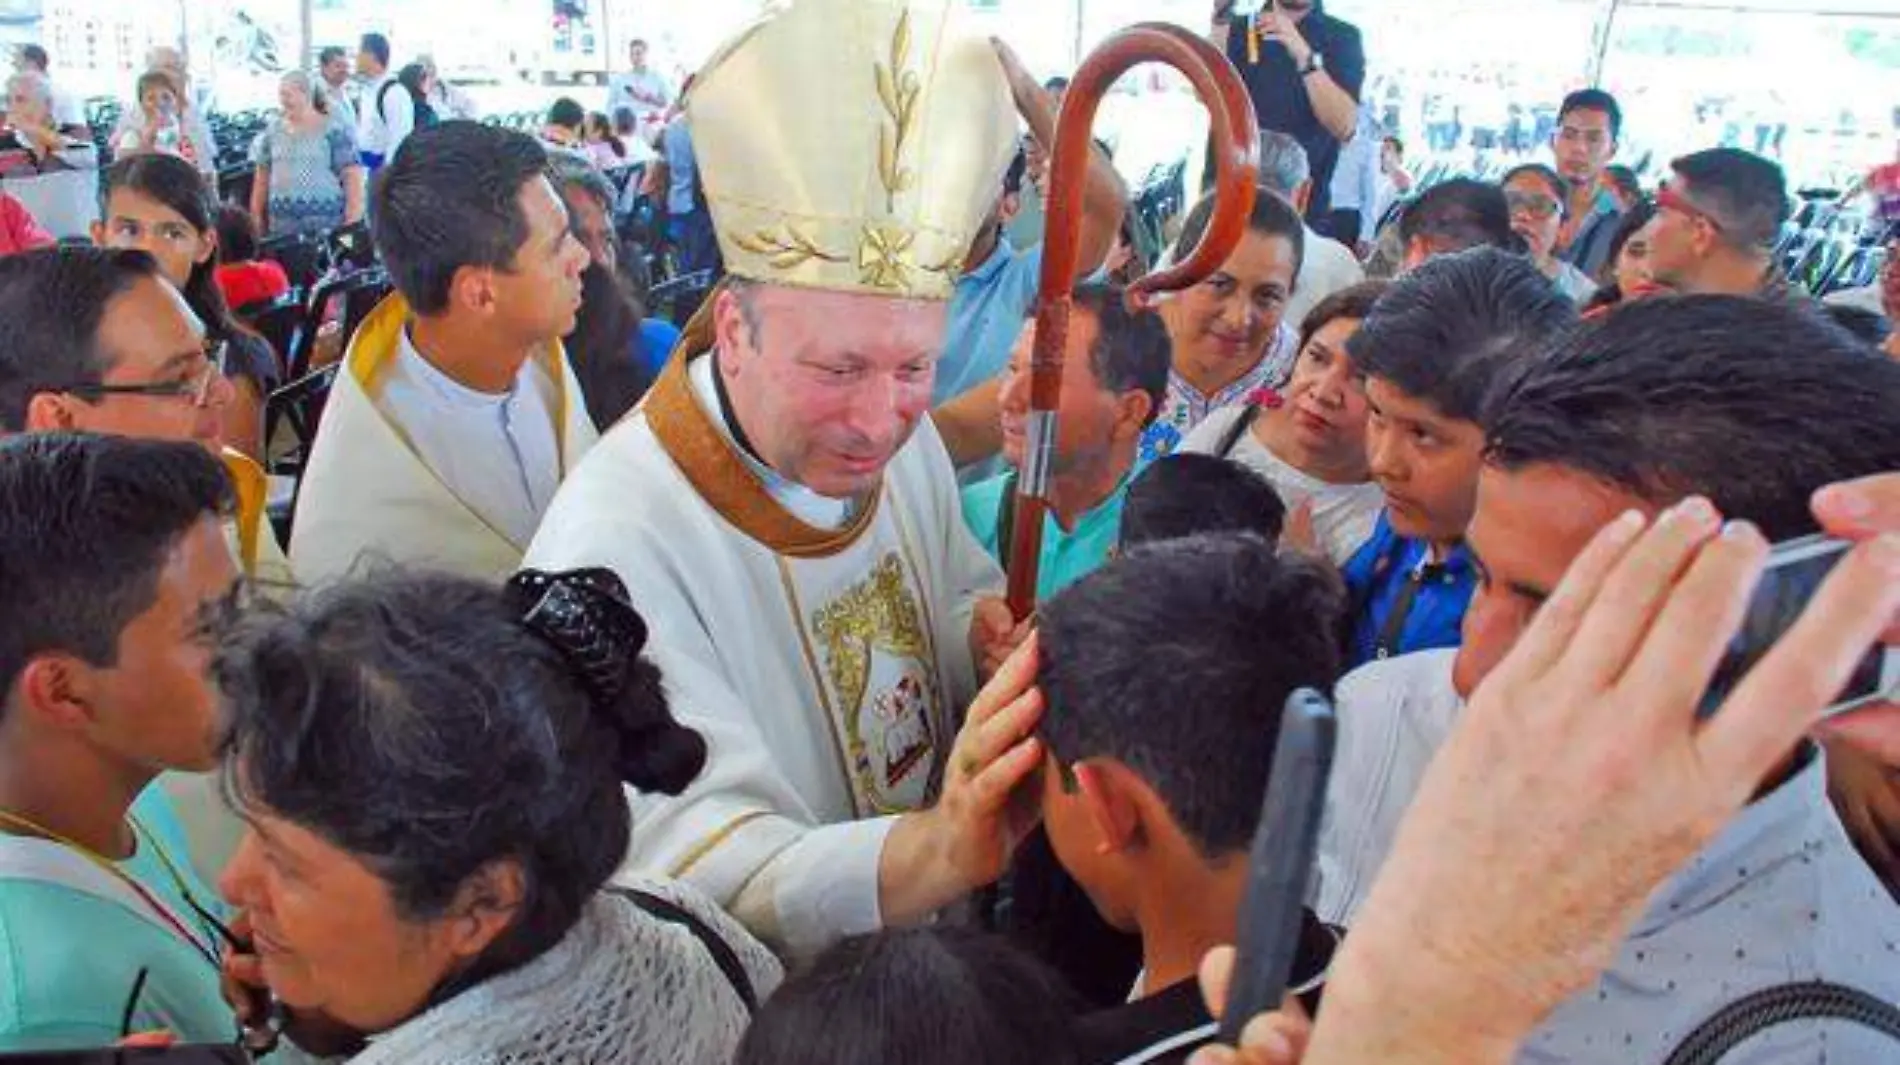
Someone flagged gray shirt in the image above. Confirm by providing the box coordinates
[1521,746,1900,1064]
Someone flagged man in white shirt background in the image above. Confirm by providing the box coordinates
[291,121,596,585]
[607,38,671,144]
[1257,129,1364,330]
[355,32,410,172]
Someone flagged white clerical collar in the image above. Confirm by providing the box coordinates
[397,328,513,411]
[688,354,854,531]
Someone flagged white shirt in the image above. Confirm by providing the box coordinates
[322,82,358,137]
[608,69,671,119]
[1285,224,1366,330]
[1314,649,1462,925]
[1181,407,1383,566]
[358,73,414,158]
[376,330,562,548]
[49,86,86,130]
[1523,747,1900,1064]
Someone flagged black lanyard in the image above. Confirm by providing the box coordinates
[1373,559,1445,661]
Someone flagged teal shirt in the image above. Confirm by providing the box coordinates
[961,472,1129,603]
[0,786,237,1050]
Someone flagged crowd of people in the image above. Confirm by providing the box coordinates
[0,0,1896,1062]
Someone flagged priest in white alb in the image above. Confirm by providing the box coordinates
[292,122,597,585]
[525,0,1048,958]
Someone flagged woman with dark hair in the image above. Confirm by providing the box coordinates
[212,204,289,311]
[1582,198,1663,315]
[95,154,282,461]
[1181,280,1389,564]
[1147,187,1310,462]
[732,927,1079,1065]
[215,568,780,1063]
[582,111,625,168]
[564,261,666,431]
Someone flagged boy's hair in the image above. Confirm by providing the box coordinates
[1040,534,1344,856]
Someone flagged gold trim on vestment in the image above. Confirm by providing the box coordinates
[774,558,866,820]
[667,809,775,880]
[344,293,582,550]
[220,448,266,577]
[641,306,886,559]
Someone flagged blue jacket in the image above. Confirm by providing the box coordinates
[1340,511,1477,668]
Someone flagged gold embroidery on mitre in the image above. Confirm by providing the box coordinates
[731,223,849,272]
[812,552,940,812]
[874,10,920,213]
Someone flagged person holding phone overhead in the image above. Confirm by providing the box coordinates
[1209,0,1365,223]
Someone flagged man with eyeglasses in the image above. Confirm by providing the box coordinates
[1211,0,1365,223]
[0,243,293,583]
[1649,147,1794,300]
[1550,89,1625,278]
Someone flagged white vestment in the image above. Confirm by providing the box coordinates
[291,294,597,585]
[525,339,1003,958]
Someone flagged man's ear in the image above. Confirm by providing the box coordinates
[1112,389,1154,445]
[1075,760,1146,856]
[14,656,101,734]
[447,264,498,319]
[711,287,753,381]
[23,392,80,433]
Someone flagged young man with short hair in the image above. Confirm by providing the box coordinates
[1040,534,1344,1064]
[1649,147,1792,298]
[1551,88,1625,277]
[291,122,597,584]
[1320,295,1900,1061]
[961,283,1171,601]
[355,32,405,171]
[0,432,241,1049]
[1341,246,1574,667]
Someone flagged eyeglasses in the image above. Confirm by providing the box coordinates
[1505,191,1561,220]
[61,339,228,407]
[1656,185,1725,233]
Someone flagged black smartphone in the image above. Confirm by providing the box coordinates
[1698,535,1898,719]
[1216,688,1337,1046]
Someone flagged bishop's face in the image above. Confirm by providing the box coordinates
[714,282,943,499]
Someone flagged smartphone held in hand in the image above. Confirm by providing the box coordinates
[1699,535,1899,720]
[1216,688,1336,1046]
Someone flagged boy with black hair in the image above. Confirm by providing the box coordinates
[1120,452,1288,550]
[1396,178,1518,270]
[0,432,240,1047]
[1339,246,1574,667]
[1040,534,1345,1064]
[291,121,597,585]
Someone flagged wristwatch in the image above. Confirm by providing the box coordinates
[1301,52,1326,77]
